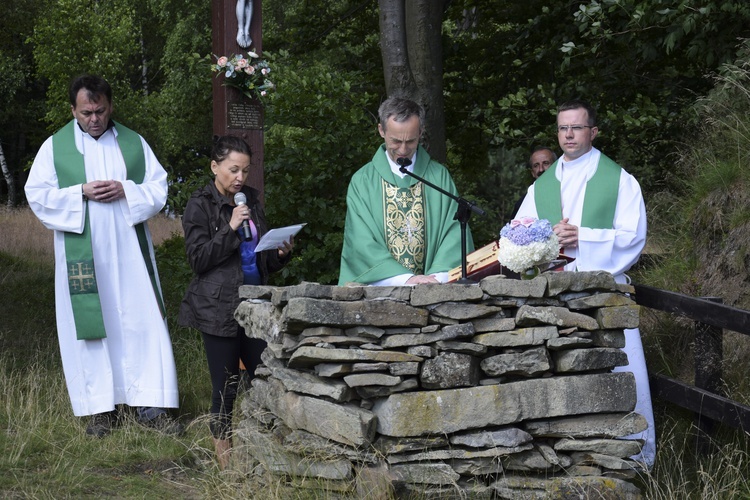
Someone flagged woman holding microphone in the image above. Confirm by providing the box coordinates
[179,135,293,469]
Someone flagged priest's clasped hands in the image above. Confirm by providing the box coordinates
[82,180,125,203]
[553,217,578,249]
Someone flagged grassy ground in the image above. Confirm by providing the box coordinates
[3,207,750,498]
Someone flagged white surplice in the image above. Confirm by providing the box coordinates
[24,122,179,417]
[517,147,655,469]
[516,147,647,281]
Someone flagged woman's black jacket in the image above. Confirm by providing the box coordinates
[178,182,289,337]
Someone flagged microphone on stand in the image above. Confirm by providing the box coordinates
[393,154,486,283]
[233,192,252,241]
[396,157,412,172]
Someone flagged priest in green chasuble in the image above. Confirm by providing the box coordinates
[338,97,473,286]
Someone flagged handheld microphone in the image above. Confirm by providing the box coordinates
[396,157,412,173]
[233,192,252,241]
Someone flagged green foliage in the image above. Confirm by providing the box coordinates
[154,233,193,317]
[28,0,213,213]
[262,50,379,285]
[260,1,385,285]
[441,0,750,213]
[31,0,141,129]
[144,2,213,204]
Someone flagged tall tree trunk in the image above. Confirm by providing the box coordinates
[141,35,149,95]
[0,141,15,207]
[378,0,449,162]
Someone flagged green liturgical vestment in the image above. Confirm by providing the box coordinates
[339,145,473,285]
[534,153,621,230]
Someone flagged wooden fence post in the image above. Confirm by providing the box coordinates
[694,296,724,454]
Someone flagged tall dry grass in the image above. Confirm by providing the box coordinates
[0,206,183,264]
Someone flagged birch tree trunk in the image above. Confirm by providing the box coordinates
[378,0,449,162]
[0,141,15,207]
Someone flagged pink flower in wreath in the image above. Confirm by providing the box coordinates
[236,57,248,69]
[244,65,255,75]
[510,216,537,228]
[217,56,228,67]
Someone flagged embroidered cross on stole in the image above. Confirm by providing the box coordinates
[383,180,426,275]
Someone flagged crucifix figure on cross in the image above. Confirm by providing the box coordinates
[236,0,253,48]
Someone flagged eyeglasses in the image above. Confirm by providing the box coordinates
[557,125,592,133]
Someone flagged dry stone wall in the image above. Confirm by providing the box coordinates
[235,271,647,499]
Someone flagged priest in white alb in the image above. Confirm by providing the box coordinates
[24,75,182,437]
[516,99,654,468]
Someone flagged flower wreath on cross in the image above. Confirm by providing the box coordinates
[211,51,275,101]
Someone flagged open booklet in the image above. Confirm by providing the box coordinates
[255,223,306,252]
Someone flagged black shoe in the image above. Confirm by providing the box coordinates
[86,410,118,438]
[138,413,185,436]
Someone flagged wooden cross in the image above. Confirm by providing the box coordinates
[212,0,265,199]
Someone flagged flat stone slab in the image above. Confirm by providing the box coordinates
[566,292,636,309]
[288,346,422,368]
[410,283,484,306]
[515,305,600,331]
[428,302,504,320]
[269,365,355,402]
[372,372,636,436]
[281,297,428,332]
[554,347,629,372]
[343,373,402,387]
[473,326,558,348]
[388,443,534,464]
[381,322,475,348]
[389,463,460,485]
[236,418,353,480]
[449,427,533,448]
[544,271,617,296]
[480,275,547,298]
[251,378,377,447]
[555,437,643,458]
[490,475,641,499]
[524,412,648,438]
[595,305,640,329]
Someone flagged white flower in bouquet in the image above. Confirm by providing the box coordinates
[497,217,560,273]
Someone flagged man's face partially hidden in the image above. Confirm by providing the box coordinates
[530,150,555,179]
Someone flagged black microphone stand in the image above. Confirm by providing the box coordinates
[396,158,485,284]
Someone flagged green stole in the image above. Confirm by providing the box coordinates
[53,120,165,340]
[534,153,621,229]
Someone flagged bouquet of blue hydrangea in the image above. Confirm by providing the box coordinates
[497,217,560,273]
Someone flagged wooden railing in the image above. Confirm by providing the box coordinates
[634,284,750,451]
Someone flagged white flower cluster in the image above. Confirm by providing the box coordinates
[497,235,559,273]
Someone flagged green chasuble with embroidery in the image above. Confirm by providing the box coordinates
[338,145,473,285]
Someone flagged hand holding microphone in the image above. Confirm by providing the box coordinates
[233,192,252,241]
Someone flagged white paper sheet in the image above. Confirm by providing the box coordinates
[254,223,306,252]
